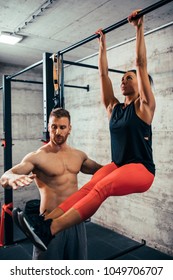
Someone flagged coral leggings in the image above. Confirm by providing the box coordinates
[59,162,154,221]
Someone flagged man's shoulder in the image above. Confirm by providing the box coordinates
[23,148,42,160]
[69,146,87,160]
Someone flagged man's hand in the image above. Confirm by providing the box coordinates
[0,174,36,190]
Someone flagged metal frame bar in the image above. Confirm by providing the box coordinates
[2,75,13,245]
[11,79,43,84]
[11,79,88,91]
[6,60,43,80]
[105,239,146,260]
[42,52,54,142]
[64,84,89,92]
[63,60,125,74]
[60,54,65,108]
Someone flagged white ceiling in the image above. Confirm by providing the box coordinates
[0,0,172,68]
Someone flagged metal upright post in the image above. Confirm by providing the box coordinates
[2,75,13,245]
[60,54,65,108]
[42,52,55,142]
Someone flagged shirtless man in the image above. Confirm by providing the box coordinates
[0,108,102,260]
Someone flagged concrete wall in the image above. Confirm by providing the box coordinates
[0,24,172,256]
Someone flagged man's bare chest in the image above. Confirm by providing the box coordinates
[35,151,83,177]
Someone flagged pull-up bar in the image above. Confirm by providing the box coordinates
[63,60,126,74]
[58,0,173,56]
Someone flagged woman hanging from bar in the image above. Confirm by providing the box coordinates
[12,10,156,251]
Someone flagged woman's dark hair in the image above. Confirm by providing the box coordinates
[127,69,153,85]
[49,108,71,122]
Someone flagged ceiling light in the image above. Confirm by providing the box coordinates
[0,32,23,45]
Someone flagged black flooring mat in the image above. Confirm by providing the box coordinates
[0,222,172,260]
[86,222,173,260]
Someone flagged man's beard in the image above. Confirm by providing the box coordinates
[53,135,67,145]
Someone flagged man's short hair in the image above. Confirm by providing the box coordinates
[49,108,71,122]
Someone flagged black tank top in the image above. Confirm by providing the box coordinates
[109,102,155,175]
